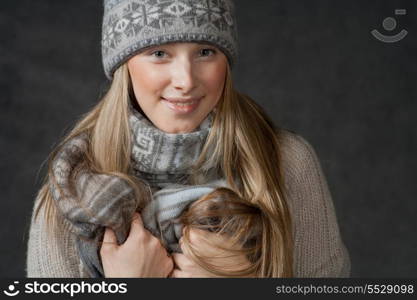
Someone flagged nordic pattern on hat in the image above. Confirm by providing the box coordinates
[102,0,238,79]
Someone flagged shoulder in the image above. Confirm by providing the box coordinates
[275,128,322,175]
[274,127,331,201]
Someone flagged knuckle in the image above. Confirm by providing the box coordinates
[99,245,112,257]
[134,230,145,240]
[131,217,141,227]
[132,229,147,242]
[171,270,178,278]
[149,236,161,249]
[188,229,200,243]
[166,259,174,273]
[184,260,193,269]
[142,232,153,244]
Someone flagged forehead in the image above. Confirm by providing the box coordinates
[146,41,218,50]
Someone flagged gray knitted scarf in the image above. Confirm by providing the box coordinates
[50,102,228,278]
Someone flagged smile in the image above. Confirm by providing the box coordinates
[161,97,202,114]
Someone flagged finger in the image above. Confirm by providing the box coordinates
[171,253,190,269]
[131,212,143,226]
[187,228,208,245]
[170,269,185,278]
[166,257,175,275]
[178,238,188,255]
[101,227,117,249]
[127,212,145,239]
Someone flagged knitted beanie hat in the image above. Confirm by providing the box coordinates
[101,0,239,80]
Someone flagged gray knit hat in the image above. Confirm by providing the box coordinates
[101,0,239,80]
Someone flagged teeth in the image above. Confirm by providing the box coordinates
[172,101,196,106]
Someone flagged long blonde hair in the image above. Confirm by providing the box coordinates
[34,62,293,277]
[178,186,281,277]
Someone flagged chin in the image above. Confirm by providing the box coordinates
[165,124,197,134]
[160,119,200,134]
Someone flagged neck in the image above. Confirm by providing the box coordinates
[128,101,214,187]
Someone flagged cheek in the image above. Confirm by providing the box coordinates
[203,63,227,99]
[129,62,164,98]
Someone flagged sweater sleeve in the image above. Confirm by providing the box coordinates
[278,129,351,277]
[26,194,87,278]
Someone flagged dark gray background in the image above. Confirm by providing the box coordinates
[1,0,416,277]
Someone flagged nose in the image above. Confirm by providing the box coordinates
[171,57,196,93]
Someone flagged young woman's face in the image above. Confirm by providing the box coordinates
[127,42,227,133]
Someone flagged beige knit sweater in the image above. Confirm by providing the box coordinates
[26,129,351,277]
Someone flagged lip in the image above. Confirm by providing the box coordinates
[161,96,202,114]
[162,97,202,103]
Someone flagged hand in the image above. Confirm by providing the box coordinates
[100,212,174,278]
[169,228,251,278]
[169,229,220,278]
[169,251,218,278]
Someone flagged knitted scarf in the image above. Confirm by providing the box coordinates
[49,102,228,278]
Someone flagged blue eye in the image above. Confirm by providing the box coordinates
[200,48,216,56]
[151,50,166,58]
[149,48,216,59]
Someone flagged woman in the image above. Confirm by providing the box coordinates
[26,0,351,278]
